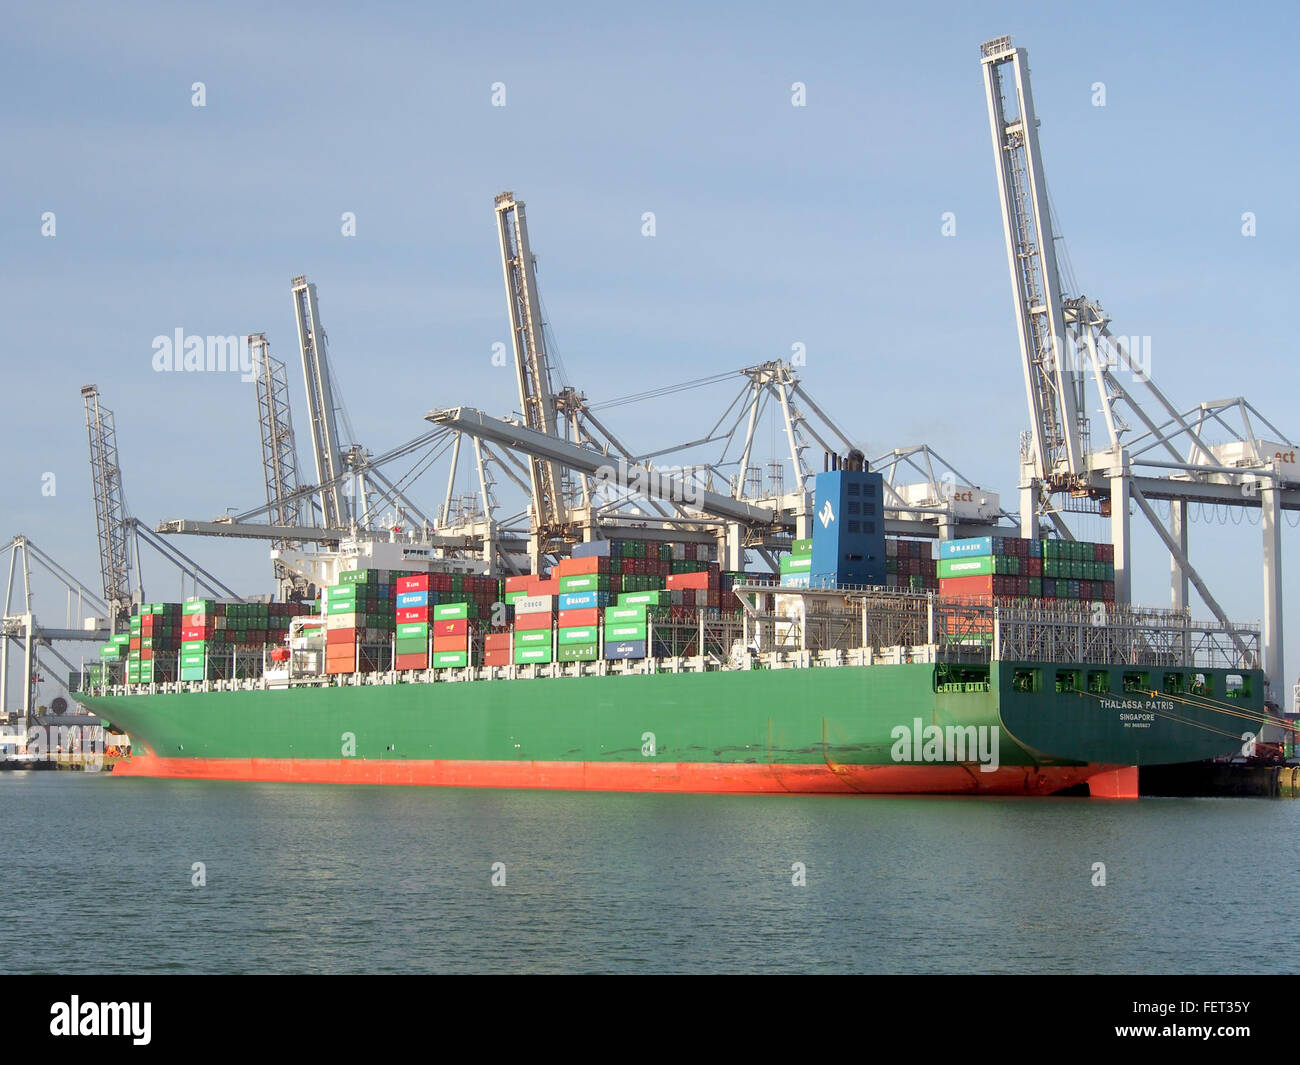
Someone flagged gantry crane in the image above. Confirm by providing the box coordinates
[291,275,351,529]
[80,385,240,619]
[981,35,1296,704]
[442,193,1023,570]
[495,193,572,568]
[81,385,137,624]
[249,333,309,599]
[159,277,536,582]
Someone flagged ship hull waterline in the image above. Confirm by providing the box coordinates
[70,661,1262,800]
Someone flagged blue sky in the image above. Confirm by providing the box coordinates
[2,0,1297,699]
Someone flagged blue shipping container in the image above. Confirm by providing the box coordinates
[396,591,429,608]
[939,537,992,560]
[557,590,611,610]
[603,639,647,660]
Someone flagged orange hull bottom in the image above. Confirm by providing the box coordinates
[111,754,1136,797]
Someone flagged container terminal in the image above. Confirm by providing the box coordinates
[2,37,1297,795]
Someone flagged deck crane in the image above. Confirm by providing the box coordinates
[980,35,1296,704]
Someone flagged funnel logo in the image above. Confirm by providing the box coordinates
[818,500,835,528]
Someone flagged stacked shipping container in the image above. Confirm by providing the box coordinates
[885,538,939,592]
[938,536,1116,604]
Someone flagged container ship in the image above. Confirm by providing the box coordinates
[61,37,1291,796]
[73,468,1268,799]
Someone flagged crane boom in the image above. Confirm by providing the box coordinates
[80,385,136,622]
[494,192,568,547]
[250,333,307,596]
[291,275,349,528]
[981,36,1086,484]
[428,406,781,528]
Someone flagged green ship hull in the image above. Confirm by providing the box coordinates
[72,661,1264,797]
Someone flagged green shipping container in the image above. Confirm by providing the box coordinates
[513,646,553,665]
[604,605,647,623]
[938,556,1020,579]
[617,590,669,606]
[792,538,813,554]
[514,630,551,646]
[433,651,469,668]
[558,574,610,593]
[183,600,214,616]
[780,555,812,574]
[558,626,598,645]
[397,622,429,639]
[604,623,647,641]
[558,643,599,662]
[433,602,468,621]
[395,637,428,655]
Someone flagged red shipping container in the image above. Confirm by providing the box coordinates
[666,571,716,591]
[139,648,153,661]
[483,650,512,667]
[532,580,562,597]
[514,612,554,631]
[395,652,429,670]
[181,627,210,642]
[504,574,533,592]
[557,608,599,628]
[557,556,608,576]
[396,575,430,593]
[939,575,995,599]
[396,607,428,623]
[484,632,512,649]
[325,661,355,674]
[326,628,357,645]
[433,634,468,652]
[186,613,209,627]
[433,618,468,637]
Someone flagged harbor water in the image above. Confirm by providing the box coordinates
[2,772,1296,974]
